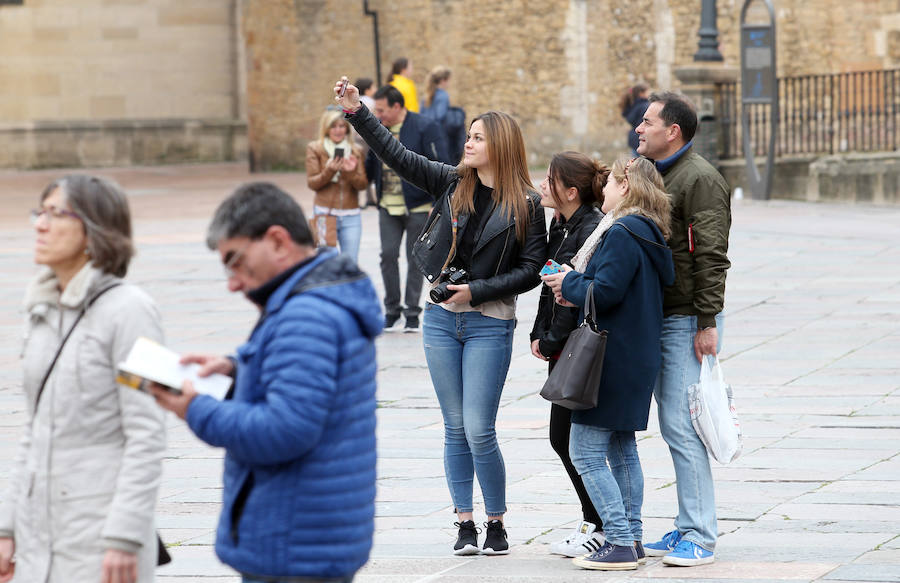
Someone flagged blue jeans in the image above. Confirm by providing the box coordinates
[422,303,515,515]
[654,313,724,550]
[569,424,643,546]
[335,213,362,263]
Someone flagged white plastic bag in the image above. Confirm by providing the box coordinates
[688,355,742,464]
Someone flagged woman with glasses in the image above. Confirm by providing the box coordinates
[0,175,166,583]
[542,157,674,571]
[335,78,547,556]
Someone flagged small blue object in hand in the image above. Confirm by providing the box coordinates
[539,259,563,276]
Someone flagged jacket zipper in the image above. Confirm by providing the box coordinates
[419,211,441,241]
[494,230,511,276]
[548,227,570,320]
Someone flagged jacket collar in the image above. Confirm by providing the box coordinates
[653,141,693,173]
[560,203,596,229]
[24,263,116,314]
[473,191,537,255]
[263,248,337,315]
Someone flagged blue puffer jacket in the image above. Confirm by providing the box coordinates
[186,250,382,579]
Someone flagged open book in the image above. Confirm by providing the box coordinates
[117,337,233,401]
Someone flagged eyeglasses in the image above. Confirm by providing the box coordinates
[222,240,253,278]
[30,206,82,225]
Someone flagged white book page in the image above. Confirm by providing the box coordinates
[118,337,232,401]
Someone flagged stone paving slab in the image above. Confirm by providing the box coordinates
[0,165,899,581]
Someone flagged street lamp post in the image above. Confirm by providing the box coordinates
[695,0,724,61]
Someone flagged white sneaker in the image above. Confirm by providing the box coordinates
[549,521,606,558]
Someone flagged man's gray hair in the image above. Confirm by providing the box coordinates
[206,182,313,249]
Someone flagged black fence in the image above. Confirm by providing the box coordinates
[715,69,900,159]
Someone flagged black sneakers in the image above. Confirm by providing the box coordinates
[481,519,509,555]
[453,520,480,556]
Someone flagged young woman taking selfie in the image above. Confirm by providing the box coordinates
[335,77,547,556]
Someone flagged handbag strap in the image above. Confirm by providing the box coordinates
[33,283,121,411]
[582,282,598,331]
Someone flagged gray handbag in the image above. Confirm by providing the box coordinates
[539,282,608,410]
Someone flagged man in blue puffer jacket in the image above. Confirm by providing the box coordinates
[152,182,382,582]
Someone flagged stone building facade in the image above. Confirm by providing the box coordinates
[0,0,246,168]
[242,0,900,171]
[5,0,900,172]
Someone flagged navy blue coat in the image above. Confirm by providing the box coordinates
[186,250,382,578]
[365,108,449,209]
[561,215,674,431]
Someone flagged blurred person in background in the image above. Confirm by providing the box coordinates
[620,83,650,157]
[306,110,368,261]
[421,66,466,164]
[387,57,420,112]
[354,78,378,207]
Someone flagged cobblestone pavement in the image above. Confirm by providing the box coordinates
[0,163,898,582]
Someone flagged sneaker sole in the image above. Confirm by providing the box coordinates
[572,557,638,570]
[480,547,510,556]
[662,555,714,567]
[403,327,420,333]
[644,546,673,557]
[453,544,479,556]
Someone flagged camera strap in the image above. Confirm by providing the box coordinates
[33,283,121,414]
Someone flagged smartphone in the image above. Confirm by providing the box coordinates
[333,147,345,159]
[338,77,349,98]
[540,259,563,276]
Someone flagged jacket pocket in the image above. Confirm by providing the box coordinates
[418,210,441,249]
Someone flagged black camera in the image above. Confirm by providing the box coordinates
[430,267,468,303]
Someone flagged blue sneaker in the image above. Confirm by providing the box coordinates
[572,541,638,571]
[662,539,715,566]
[644,529,682,557]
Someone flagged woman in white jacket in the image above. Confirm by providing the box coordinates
[0,175,166,583]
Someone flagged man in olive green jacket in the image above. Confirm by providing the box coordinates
[637,92,731,567]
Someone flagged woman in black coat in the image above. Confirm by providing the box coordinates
[530,152,607,558]
[335,77,547,557]
[543,157,674,571]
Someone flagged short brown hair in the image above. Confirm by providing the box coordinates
[41,175,135,277]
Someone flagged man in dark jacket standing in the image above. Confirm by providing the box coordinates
[152,182,382,582]
[636,92,731,567]
[366,85,448,332]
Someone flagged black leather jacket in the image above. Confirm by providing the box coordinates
[530,204,602,357]
[348,105,547,306]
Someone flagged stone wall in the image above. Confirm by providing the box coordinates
[242,0,900,172]
[721,152,900,204]
[0,0,245,168]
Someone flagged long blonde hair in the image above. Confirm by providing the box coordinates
[609,156,672,239]
[317,109,355,147]
[424,66,452,108]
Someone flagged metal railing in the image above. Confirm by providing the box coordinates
[715,68,900,159]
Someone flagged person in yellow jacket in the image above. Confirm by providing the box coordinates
[388,57,419,112]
